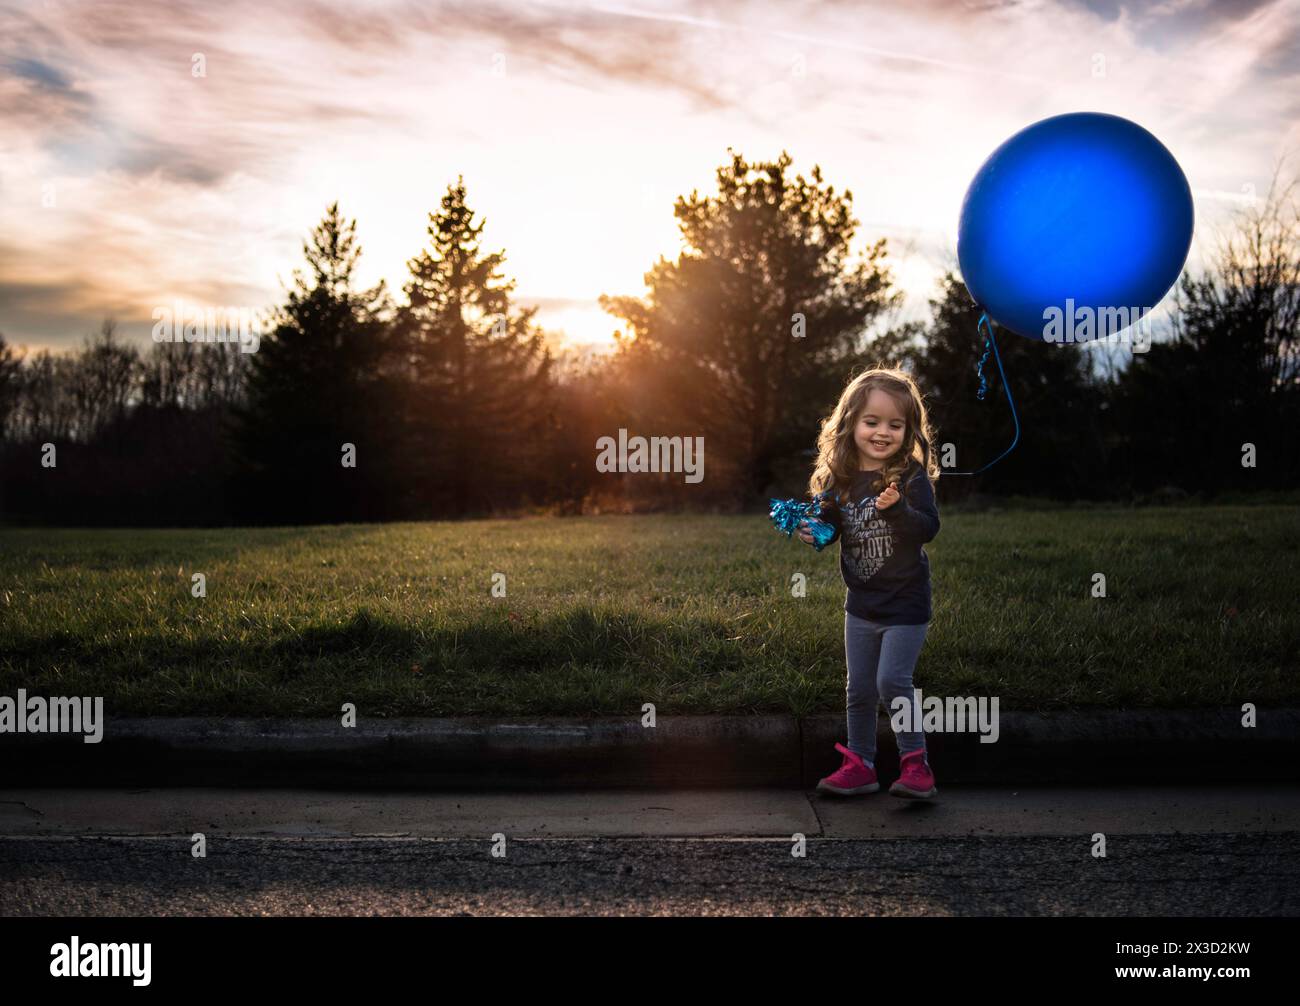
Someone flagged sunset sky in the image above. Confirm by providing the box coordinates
[1,0,1297,355]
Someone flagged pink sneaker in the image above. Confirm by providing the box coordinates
[816,742,879,795]
[889,749,937,799]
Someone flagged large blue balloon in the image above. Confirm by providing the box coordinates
[957,112,1193,342]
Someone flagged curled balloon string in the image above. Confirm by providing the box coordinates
[941,310,1021,477]
[973,312,993,400]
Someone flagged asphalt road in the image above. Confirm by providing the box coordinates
[2,787,1297,916]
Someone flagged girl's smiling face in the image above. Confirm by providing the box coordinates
[854,388,908,470]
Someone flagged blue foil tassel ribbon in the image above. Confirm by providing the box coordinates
[768,491,837,551]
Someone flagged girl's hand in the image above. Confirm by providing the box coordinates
[876,480,901,510]
[796,520,815,545]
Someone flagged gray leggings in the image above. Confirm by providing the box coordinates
[844,611,929,764]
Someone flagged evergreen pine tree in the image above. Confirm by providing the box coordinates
[233,202,395,523]
[398,177,555,516]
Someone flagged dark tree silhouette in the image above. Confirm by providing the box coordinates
[1114,169,1300,493]
[233,202,397,523]
[907,271,1106,502]
[397,177,556,517]
[0,332,22,443]
[601,149,899,506]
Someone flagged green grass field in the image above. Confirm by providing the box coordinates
[1,506,1296,717]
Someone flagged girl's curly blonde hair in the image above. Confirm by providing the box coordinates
[807,367,940,508]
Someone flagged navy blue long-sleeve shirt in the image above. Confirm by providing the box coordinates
[815,460,940,625]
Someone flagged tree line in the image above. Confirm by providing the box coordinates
[1,152,1296,526]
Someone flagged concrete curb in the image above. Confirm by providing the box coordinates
[2,708,1296,789]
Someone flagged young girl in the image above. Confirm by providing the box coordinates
[796,367,941,800]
